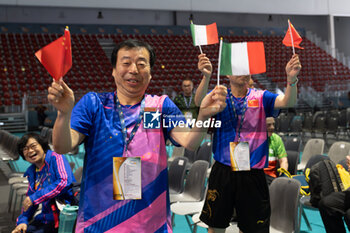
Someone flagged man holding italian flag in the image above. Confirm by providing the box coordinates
[194,42,301,232]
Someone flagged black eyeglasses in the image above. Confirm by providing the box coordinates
[23,142,39,153]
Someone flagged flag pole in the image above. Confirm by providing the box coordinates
[61,25,71,81]
[288,19,295,55]
[217,38,223,86]
[190,20,203,54]
[198,45,203,54]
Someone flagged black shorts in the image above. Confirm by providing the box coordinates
[200,161,271,233]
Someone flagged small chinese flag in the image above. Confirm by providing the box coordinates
[248,99,259,108]
[35,26,72,81]
[282,20,304,49]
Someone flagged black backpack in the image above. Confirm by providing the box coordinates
[308,159,345,207]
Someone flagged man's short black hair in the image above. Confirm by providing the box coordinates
[182,77,193,83]
[17,133,50,160]
[111,39,156,69]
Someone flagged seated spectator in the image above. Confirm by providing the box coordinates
[318,155,350,233]
[12,133,75,233]
[174,78,199,120]
[264,117,288,185]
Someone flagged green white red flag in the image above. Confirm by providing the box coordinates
[190,22,219,46]
[219,41,266,76]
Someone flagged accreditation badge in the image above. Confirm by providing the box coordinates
[113,157,142,200]
[229,142,250,171]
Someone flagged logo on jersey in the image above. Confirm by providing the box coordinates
[248,99,259,108]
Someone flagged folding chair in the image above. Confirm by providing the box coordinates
[168,157,188,195]
[290,116,303,137]
[284,136,302,154]
[270,177,301,233]
[286,150,299,175]
[184,148,196,170]
[170,161,209,232]
[298,138,325,171]
[328,141,350,164]
[195,141,212,167]
[12,187,28,221]
[170,160,209,203]
[167,146,185,164]
[171,199,205,232]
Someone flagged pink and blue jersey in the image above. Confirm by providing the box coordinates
[213,88,278,169]
[71,92,183,233]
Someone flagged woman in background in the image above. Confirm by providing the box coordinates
[12,133,75,233]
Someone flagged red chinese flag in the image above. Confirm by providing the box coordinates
[35,27,72,81]
[282,21,304,49]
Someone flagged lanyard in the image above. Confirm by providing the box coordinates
[183,94,192,109]
[228,89,248,142]
[114,92,145,154]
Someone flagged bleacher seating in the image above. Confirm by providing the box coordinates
[276,109,350,147]
[1,24,349,107]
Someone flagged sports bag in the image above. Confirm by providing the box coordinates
[277,167,310,195]
[277,154,330,196]
[309,159,344,207]
[337,164,350,190]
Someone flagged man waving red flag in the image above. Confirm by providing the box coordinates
[35,26,72,81]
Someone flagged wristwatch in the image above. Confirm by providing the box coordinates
[288,77,298,87]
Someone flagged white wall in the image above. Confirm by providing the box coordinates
[1,0,350,16]
[335,17,350,58]
[330,0,350,16]
[0,6,174,25]
[0,0,190,11]
[191,0,328,15]
[0,0,331,15]
[1,4,350,57]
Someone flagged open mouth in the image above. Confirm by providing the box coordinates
[29,153,37,159]
[126,79,139,84]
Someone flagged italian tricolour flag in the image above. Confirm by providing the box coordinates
[190,23,219,46]
[219,41,266,76]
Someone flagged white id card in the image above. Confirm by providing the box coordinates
[113,157,142,200]
[230,142,250,171]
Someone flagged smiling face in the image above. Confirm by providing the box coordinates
[22,137,46,168]
[112,47,152,104]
